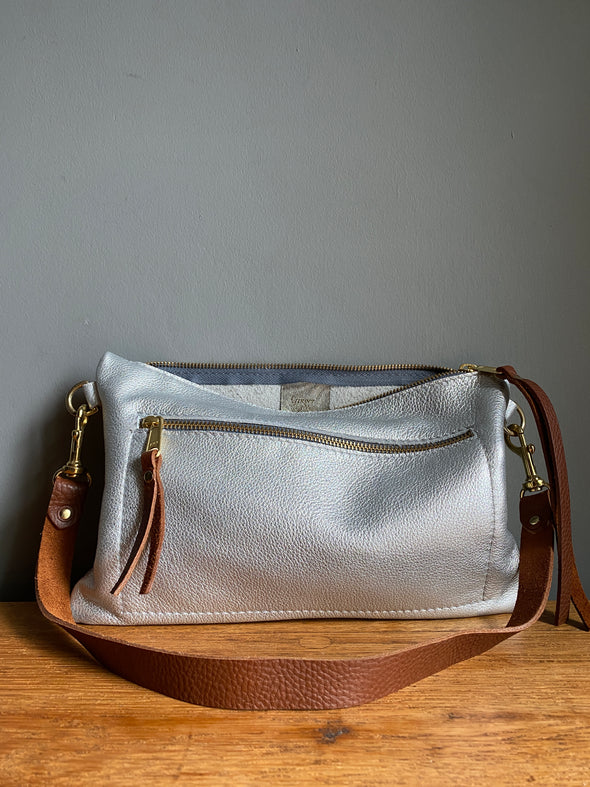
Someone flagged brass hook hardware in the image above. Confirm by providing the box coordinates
[504,404,549,497]
[55,382,100,484]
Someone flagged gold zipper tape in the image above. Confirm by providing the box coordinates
[148,361,460,372]
[140,418,474,455]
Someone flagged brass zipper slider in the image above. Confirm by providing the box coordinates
[459,364,500,375]
[142,416,164,454]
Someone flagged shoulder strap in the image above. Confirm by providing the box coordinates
[497,366,590,627]
[35,369,590,710]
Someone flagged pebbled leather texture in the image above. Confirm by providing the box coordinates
[70,353,520,625]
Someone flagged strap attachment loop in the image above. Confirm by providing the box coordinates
[504,403,549,497]
[55,381,99,484]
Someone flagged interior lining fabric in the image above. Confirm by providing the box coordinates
[158,366,438,386]
[156,366,448,411]
[200,384,401,410]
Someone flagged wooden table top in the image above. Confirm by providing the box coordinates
[1,601,588,785]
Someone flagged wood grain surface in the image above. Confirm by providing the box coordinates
[1,602,588,786]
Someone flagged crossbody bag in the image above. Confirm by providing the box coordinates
[36,353,589,709]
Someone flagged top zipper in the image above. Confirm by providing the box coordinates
[149,361,460,372]
[148,362,469,409]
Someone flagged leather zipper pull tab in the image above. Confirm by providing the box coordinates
[139,449,165,594]
[111,447,165,596]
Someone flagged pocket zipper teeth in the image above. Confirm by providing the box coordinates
[140,418,474,455]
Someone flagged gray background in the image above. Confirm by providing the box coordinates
[1,0,589,600]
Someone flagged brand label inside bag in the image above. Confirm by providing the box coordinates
[280,382,331,412]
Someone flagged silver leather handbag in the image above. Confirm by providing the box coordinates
[36,353,589,709]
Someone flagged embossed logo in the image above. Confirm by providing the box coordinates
[280,383,331,412]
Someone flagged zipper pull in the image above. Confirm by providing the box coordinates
[143,415,164,453]
[111,417,166,596]
[459,363,500,375]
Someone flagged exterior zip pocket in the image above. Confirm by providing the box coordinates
[143,417,474,455]
[112,416,475,596]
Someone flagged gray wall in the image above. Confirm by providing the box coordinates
[1,0,589,600]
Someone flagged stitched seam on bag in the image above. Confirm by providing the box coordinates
[475,375,514,603]
[126,599,502,617]
[477,428,497,603]
[93,418,137,619]
[120,431,142,618]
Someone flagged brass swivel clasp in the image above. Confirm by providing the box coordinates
[55,381,99,484]
[504,403,549,497]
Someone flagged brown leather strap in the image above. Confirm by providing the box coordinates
[498,366,590,628]
[35,370,589,710]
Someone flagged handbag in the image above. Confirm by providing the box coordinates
[36,352,589,709]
